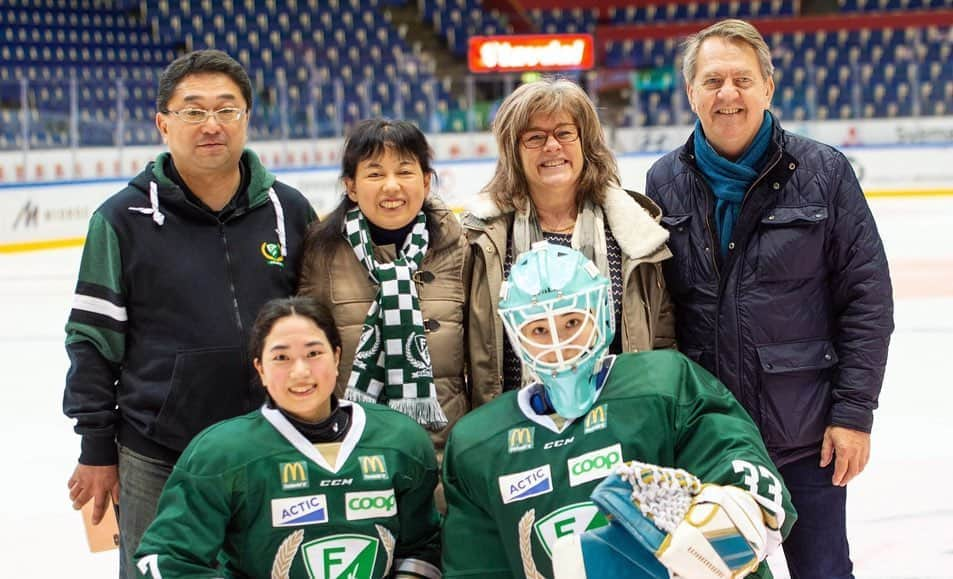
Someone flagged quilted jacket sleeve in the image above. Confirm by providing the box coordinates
[824,152,894,432]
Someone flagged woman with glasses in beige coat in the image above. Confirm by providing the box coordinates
[463,78,676,406]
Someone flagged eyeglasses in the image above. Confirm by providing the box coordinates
[164,107,246,124]
[519,124,580,149]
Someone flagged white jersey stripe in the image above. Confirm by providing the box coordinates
[72,294,128,322]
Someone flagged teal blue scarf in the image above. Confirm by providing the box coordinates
[693,112,773,257]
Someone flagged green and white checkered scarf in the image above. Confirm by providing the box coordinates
[342,207,448,431]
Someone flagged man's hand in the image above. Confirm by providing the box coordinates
[820,426,871,486]
[68,463,119,525]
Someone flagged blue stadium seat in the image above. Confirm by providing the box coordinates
[2,0,949,150]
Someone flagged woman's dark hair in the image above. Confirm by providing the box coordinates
[301,118,440,272]
[249,296,342,362]
[341,118,435,181]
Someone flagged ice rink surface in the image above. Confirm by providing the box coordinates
[1,195,951,578]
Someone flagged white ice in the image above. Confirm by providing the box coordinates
[1,196,951,578]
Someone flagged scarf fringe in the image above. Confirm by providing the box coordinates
[388,397,449,432]
[344,388,380,405]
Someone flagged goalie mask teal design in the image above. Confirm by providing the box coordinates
[498,242,615,418]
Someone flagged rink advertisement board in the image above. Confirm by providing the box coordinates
[468,34,595,73]
[3,144,951,252]
[2,117,952,252]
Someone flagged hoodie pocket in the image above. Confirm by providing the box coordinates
[756,339,838,451]
[153,346,255,451]
[756,205,828,282]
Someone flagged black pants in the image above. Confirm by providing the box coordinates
[779,453,854,579]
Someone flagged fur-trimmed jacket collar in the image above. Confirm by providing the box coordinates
[462,185,669,260]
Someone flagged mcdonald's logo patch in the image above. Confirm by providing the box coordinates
[508,427,535,453]
[358,455,388,481]
[281,461,309,490]
[584,404,608,434]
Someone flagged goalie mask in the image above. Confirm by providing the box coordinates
[498,242,615,419]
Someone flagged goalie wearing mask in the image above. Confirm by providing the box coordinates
[442,242,795,578]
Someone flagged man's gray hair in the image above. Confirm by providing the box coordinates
[681,19,775,85]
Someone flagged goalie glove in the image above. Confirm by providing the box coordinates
[552,515,671,579]
[553,461,768,579]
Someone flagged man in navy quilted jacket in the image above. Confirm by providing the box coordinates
[645,19,893,579]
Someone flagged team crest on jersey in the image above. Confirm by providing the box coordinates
[345,489,397,521]
[260,242,285,267]
[280,461,309,490]
[507,427,535,453]
[301,534,379,579]
[583,404,608,433]
[498,464,553,504]
[567,443,623,487]
[534,502,609,557]
[358,455,389,481]
[271,494,328,527]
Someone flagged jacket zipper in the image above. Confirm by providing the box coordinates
[220,222,244,334]
[686,164,721,280]
[622,263,654,352]
[733,150,783,420]
[473,220,506,389]
[739,150,783,222]
[687,146,782,383]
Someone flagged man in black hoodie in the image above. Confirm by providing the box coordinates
[63,49,316,577]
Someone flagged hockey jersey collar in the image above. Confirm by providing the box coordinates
[516,355,617,434]
[262,400,367,474]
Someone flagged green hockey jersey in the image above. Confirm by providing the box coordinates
[136,401,441,579]
[442,350,796,578]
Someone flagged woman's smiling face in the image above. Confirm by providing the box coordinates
[254,314,341,423]
[519,111,584,201]
[345,146,430,230]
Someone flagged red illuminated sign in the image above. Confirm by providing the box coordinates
[468,34,595,73]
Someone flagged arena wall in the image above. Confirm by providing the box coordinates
[2,118,951,252]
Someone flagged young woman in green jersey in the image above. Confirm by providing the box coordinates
[135,296,441,579]
[441,243,796,579]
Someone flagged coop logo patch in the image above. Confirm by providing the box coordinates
[260,241,285,267]
[567,443,622,487]
[534,502,609,557]
[583,404,607,433]
[301,534,379,579]
[280,461,309,490]
[271,494,328,527]
[358,455,388,481]
[498,464,553,504]
[507,427,535,453]
[345,489,397,521]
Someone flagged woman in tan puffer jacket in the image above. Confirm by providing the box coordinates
[298,120,471,510]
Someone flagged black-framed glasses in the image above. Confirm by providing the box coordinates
[519,124,580,149]
[164,107,247,124]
